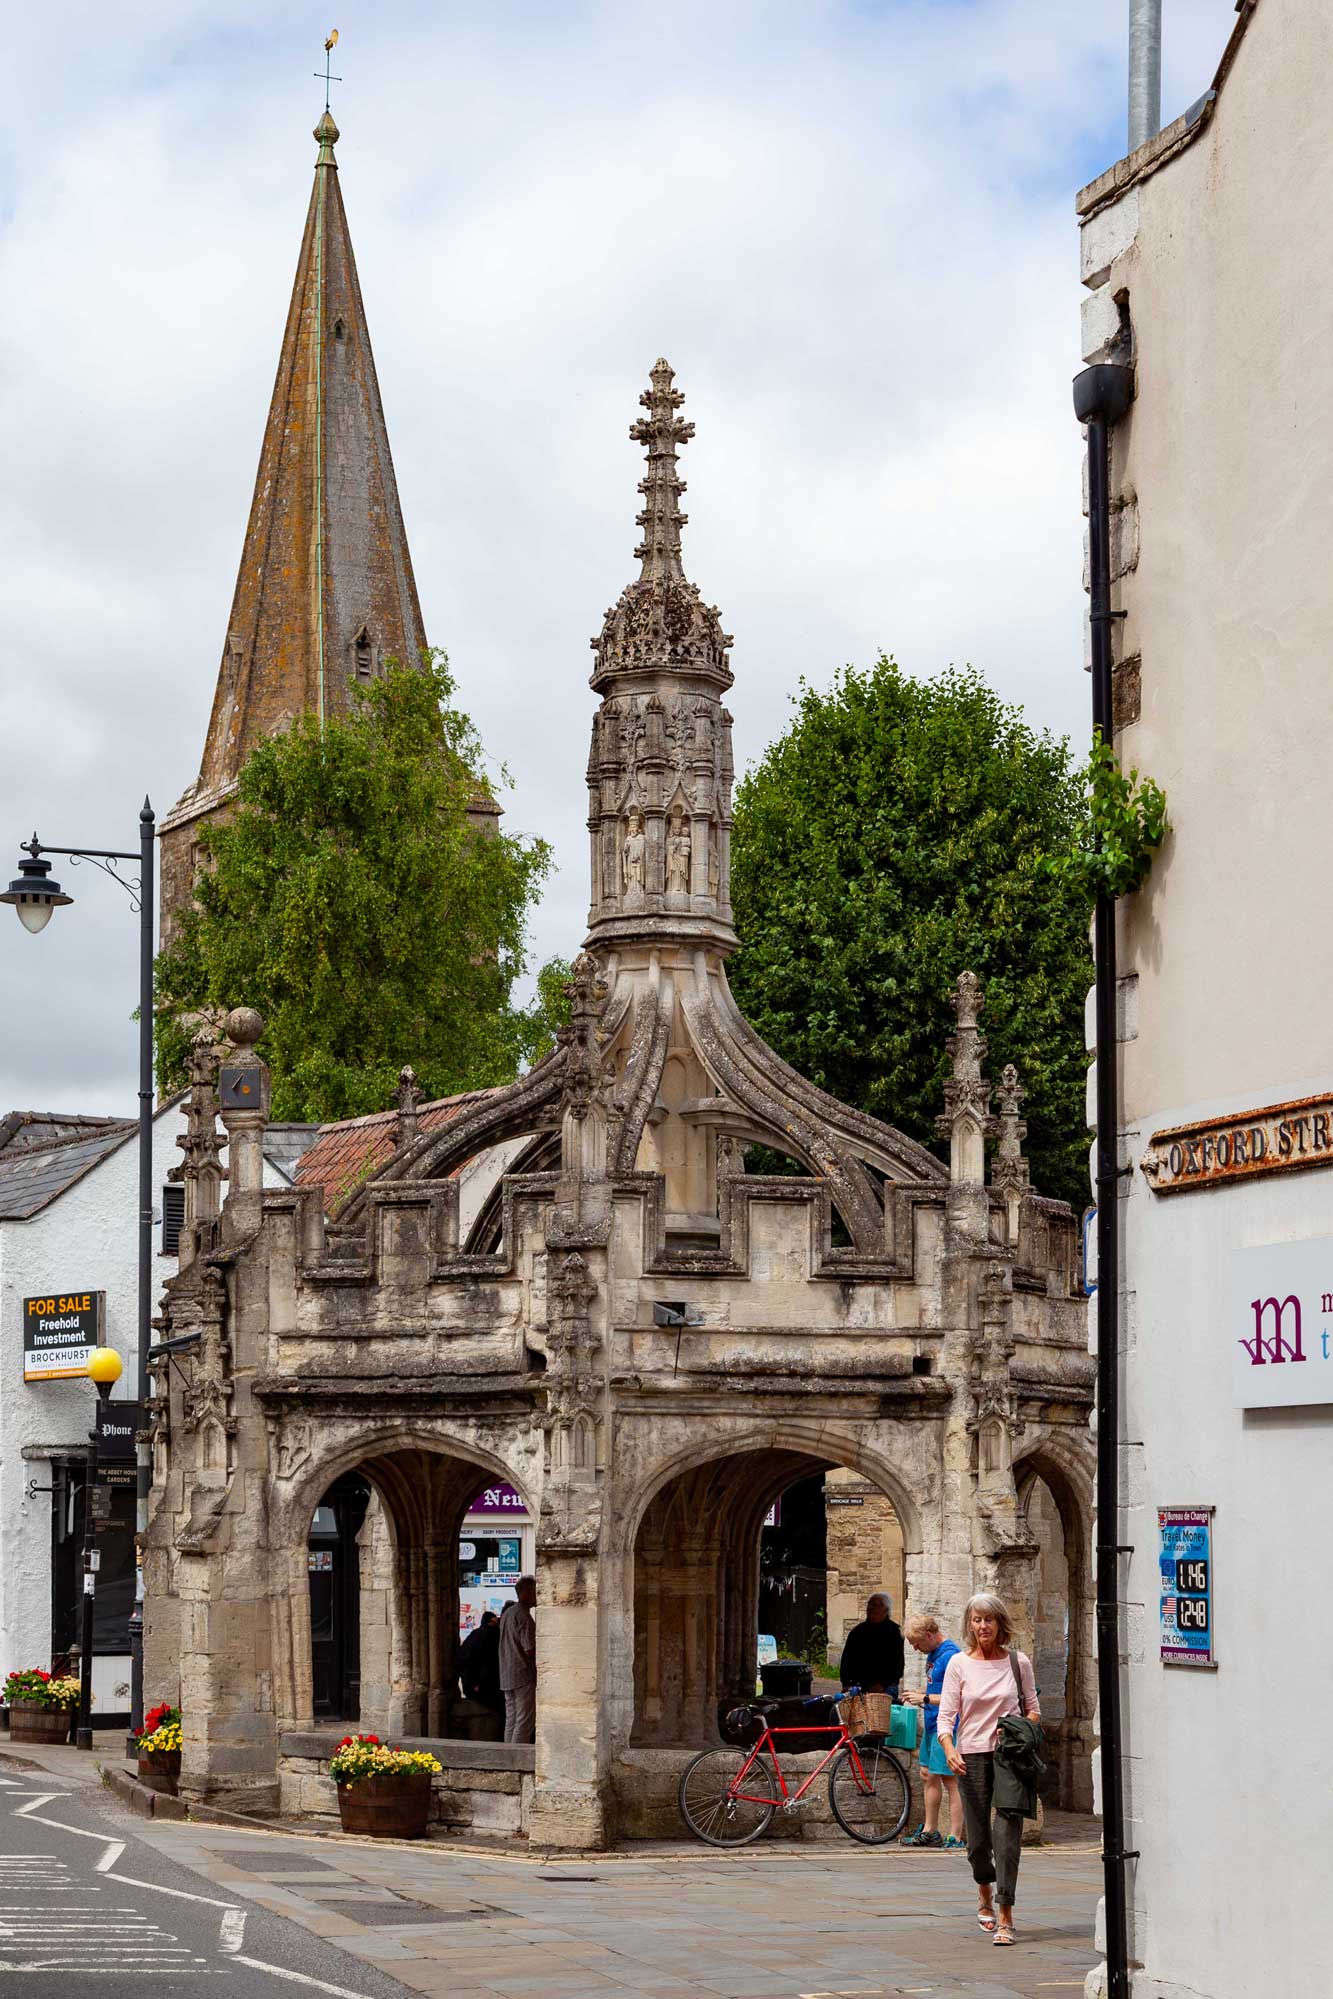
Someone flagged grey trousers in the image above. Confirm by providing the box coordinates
[503,1683,536,1744]
[956,1752,1022,1906]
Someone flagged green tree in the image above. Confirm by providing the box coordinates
[156,655,557,1122]
[728,657,1091,1210]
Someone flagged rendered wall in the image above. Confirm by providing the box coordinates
[1078,4,1333,1992]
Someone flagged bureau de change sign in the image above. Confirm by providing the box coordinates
[23,1291,105,1381]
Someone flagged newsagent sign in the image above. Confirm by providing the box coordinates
[1232,1237,1333,1408]
[23,1291,105,1381]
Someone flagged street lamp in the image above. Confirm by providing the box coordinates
[76,1348,124,1750]
[0,802,155,1753]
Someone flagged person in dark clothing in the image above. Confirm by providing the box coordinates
[458,1610,503,1717]
[838,1592,904,1696]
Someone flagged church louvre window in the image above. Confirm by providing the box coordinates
[333,317,346,340]
[353,629,374,681]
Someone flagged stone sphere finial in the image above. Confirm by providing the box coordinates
[225,1006,264,1051]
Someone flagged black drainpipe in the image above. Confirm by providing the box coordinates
[1072,359,1136,1999]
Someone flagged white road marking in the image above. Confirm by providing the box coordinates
[219,1907,247,1953]
[231,1955,378,1997]
[95,1839,128,1873]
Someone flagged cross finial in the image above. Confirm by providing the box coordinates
[315,29,342,115]
[629,358,695,582]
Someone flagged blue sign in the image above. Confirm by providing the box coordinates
[496,1536,521,1576]
[1158,1507,1216,1669]
[1082,1207,1097,1297]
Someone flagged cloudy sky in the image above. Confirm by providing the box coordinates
[2,0,1237,1116]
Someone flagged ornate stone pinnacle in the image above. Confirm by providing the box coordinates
[589,362,733,690]
[630,359,694,583]
[936,971,994,1138]
[395,1065,423,1148]
[992,1063,1030,1197]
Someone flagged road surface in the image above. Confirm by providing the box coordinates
[0,1762,410,1995]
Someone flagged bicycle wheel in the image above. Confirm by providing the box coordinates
[827,1738,911,1845]
[678,1747,777,1846]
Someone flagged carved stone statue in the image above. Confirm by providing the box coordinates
[622,811,646,897]
[666,806,691,894]
[707,830,721,899]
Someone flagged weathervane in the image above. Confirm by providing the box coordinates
[315,29,341,113]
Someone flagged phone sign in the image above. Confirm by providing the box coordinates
[1158,1507,1216,1669]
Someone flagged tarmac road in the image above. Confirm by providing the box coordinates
[0,1762,410,1996]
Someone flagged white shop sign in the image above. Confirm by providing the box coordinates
[1232,1237,1333,1408]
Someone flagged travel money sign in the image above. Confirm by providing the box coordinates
[23,1291,105,1381]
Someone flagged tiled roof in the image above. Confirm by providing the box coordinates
[0,1120,136,1220]
[294,1090,499,1212]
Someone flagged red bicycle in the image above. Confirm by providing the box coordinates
[677,1688,912,1847]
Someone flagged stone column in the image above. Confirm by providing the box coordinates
[530,1546,605,1849]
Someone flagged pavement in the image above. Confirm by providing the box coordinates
[0,1741,1101,1999]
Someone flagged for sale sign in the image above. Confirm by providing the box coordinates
[23,1291,105,1381]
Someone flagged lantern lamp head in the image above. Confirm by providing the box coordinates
[0,846,73,935]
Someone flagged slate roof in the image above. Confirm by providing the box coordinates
[262,1122,323,1186]
[0,1117,136,1220]
[294,1089,498,1213]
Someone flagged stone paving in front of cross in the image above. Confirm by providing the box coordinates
[133,1819,1100,1999]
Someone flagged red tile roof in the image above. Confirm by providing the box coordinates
[294,1089,499,1213]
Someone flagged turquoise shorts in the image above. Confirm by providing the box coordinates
[919,1730,951,1776]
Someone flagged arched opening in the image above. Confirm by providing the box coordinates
[302,1445,536,1743]
[630,1444,911,1749]
[1017,1452,1092,1808]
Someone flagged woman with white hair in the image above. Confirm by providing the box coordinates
[936,1593,1040,1948]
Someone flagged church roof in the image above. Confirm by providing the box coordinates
[165,111,429,834]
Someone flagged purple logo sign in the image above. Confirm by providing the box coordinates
[467,1481,527,1516]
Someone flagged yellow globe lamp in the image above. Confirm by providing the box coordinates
[87,1348,123,1399]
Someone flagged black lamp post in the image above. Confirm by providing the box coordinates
[1,801,155,1754]
[76,1348,124,1749]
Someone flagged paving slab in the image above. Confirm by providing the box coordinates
[124,1816,1099,1999]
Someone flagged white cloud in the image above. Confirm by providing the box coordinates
[0,0,1238,1113]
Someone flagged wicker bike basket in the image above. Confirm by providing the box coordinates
[836,1691,894,1737]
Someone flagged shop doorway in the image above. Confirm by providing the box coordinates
[308,1472,371,1721]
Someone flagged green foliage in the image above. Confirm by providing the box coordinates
[1050,730,1169,900]
[728,656,1092,1210]
[516,955,574,1067]
[155,655,553,1122]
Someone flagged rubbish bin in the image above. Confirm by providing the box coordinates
[759,1659,813,1699]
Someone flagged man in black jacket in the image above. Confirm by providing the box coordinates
[838,1593,905,1696]
[458,1611,503,1721]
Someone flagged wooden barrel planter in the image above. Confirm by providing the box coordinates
[8,1702,72,1745]
[137,1750,182,1796]
[336,1770,433,1839]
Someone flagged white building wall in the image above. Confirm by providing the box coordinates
[1078,6,1333,1995]
[0,1107,291,1713]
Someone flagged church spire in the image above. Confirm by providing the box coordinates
[160,108,431,941]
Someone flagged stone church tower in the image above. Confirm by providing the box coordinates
[159,111,495,944]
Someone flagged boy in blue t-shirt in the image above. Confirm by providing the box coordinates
[901,1612,964,1849]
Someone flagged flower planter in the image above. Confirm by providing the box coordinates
[336,1769,433,1839]
[137,1749,182,1796]
[9,1701,72,1745]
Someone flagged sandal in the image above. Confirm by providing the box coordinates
[993,1925,1016,1947]
[977,1908,997,1933]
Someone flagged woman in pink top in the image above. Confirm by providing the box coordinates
[936,1592,1040,1949]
